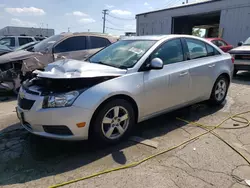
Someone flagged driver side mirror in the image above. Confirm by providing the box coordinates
[149,58,163,70]
[238,41,243,46]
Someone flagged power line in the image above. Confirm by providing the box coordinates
[107,14,135,21]
[106,19,124,28]
[106,27,126,31]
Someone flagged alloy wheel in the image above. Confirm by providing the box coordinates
[215,79,227,101]
[101,106,130,140]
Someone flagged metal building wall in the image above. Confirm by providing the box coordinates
[0,26,55,37]
[220,6,250,46]
[136,0,250,46]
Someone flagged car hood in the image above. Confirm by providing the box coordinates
[0,50,39,64]
[229,45,250,54]
[33,59,127,79]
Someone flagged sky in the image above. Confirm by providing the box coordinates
[0,0,206,35]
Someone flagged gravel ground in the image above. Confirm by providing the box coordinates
[1,72,250,188]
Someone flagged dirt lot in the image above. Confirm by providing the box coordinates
[1,72,250,188]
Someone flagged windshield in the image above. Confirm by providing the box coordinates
[14,41,38,51]
[33,34,64,52]
[243,37,250,45]
[89,40,156,69]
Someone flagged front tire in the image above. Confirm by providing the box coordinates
[91,99,135,144]
[209,76,229,105]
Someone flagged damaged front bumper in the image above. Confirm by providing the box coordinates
[17,86,93,140]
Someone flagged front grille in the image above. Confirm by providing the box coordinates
[18,98,35,110]
[43,125,73,136]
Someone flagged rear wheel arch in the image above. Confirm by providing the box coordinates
[218,73,230,83]
[209,73,230,105]
[88,94,139,137]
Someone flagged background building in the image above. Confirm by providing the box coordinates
[136,0,250,46]
[0,26,54,37]
[125,32,136,36]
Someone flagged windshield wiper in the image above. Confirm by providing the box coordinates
[92,61,117,68]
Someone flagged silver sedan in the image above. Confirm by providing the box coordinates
[16,35,234,144]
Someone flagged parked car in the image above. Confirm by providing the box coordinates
[0,36,37,49]
[0,45,12,56]
[229,37,250,76]
[0,32,118,93]
[16,35,233,143]
[0,41,40,93]
[206,38,233,52]
[14,41,40,51]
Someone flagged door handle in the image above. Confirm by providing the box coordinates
[208,64,215,68]
[179,72,188,77]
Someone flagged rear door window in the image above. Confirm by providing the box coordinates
[186,38,207,59]
[54,36,86,53]
[0,37,15,47]
[89,36,111,49]
[18,37,33,46]
[206,44,221,56]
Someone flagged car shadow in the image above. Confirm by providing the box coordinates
[0,102,224,186]
[232,71,250,86]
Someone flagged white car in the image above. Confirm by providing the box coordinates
[16,35,234,144]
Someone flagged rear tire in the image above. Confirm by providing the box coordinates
[209,76,229,105]
[91,99,135,144]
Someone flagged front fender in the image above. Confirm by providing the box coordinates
[73,72,145,116]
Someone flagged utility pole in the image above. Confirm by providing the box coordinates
[68,27,70,32]
[102,9,108,33]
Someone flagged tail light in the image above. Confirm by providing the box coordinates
[231,57,235,64]
[231,54,235,64]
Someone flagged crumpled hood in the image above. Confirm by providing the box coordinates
[33,59,127,79]
[0,50,39,64]
[229,45,250,54]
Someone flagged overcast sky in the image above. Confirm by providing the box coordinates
[0,0,205,35]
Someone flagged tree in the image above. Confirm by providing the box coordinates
[192,28,202,37]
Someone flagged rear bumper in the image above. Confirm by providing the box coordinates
[234,64,250,71]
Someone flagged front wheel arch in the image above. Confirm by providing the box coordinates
[88,94,139,138]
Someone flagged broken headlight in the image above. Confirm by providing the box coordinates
[43,91,80,108]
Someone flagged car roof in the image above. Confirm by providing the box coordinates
[1,36,34,38]
[59,32,119,39]
[121,34,206,41]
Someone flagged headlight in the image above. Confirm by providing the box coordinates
[43,91,80,108]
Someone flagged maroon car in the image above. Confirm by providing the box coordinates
[206,38,233,52]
